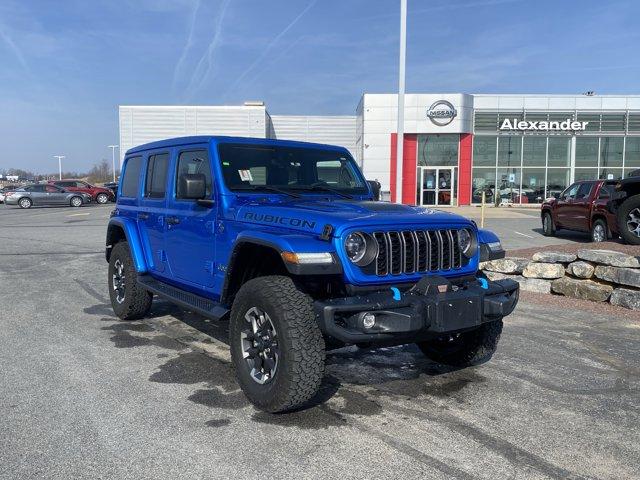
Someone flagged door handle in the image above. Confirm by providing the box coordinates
[138,212,149,220]
[166,216,180,225]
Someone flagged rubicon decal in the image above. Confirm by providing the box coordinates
[243,212,316,229]
[500,118,588,131]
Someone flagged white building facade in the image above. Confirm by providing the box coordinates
[120,93,640,206]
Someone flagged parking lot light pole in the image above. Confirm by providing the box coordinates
[395,0,407,204]
[108,145,119,182]
[54,155,65,180]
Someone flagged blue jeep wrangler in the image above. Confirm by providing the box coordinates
[106,136,517,412]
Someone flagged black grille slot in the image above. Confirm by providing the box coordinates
[451,230,462,268]
[402,231,416,273]
[416,231,429,271]
[368,228,466,277]
[388,232,403,275]
[373,232,388,276]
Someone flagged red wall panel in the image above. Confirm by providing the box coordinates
[389,133,418,204]
[458,133,473,205]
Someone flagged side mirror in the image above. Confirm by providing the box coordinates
[367,179,381,201]
[178,173,208,201]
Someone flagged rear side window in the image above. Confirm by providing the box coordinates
[144,153,169,198]
[121,156,143,197]
[176,150,212,199]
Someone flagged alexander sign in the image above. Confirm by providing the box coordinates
[500,118,589,131]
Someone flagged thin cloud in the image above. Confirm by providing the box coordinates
[222,0,317,99]
[184,0,233,99]
[172,0,201,90]
[358,0,524,22]
[0,25,30,73]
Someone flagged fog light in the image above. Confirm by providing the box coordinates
[362,313,376,329]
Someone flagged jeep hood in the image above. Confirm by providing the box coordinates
[233,199,474,236]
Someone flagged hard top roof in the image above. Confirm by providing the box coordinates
[125,136,349,156]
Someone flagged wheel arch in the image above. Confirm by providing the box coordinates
[105,218,148,273]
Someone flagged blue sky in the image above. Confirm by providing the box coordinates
[1,0,639,173]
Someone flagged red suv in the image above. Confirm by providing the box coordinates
[48,179,115,204]
[541,179,619,242]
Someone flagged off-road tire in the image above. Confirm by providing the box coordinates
[96,193,109,204]
[18,197,32,209]
[70,196,83,207]
[416,319,503,367]
[542,211,555,236]
[108,241,152,320]
[591,218,608,243]
[617,194,640,245]
[229,275,325,413]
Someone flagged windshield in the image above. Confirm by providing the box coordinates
[217,143,368,195]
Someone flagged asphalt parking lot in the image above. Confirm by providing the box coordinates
[1,203,639,479]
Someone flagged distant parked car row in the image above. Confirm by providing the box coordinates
[48,179,115,204]
[3,184,92,208]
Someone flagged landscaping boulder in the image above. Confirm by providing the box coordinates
[566,261,595,279]
[551,277,613,302]
[523,262,565,279]
[517,277,552,294]
[484,270,509,281]
[610,288,640,311]
[483,257,530,274]
[577,249,640,268]
[532,252,577,263]
[593,266,640,288]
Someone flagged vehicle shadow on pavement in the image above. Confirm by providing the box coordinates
[84,293,478,428]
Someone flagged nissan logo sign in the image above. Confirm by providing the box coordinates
[426,100,457,126]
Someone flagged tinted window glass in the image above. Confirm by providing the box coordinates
[45,185,60,193]
[217,144,366,194]
[30,185,46,192]
[563,184,579,199]
[176,150,212,198]
[145,153,169,198]
[122,156,142,197]
[598,184,614,199]
[576,182,594,199]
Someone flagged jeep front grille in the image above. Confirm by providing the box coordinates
[372,229,463,276]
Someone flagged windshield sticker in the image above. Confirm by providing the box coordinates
[222,161,230,166]
[239,170,253,182]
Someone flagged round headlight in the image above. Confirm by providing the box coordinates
[345,232,367,263]
[458,228,476,258]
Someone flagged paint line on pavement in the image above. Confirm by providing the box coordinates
[67,213,91,217]
[514,231,534,238]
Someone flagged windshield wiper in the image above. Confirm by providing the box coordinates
[233,185,301,198]
[291,183,353,199]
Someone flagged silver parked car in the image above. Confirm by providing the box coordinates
[4,184,92,209]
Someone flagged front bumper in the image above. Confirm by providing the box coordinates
[314,276,519,344]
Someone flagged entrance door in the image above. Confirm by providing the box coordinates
[418,167,455,206]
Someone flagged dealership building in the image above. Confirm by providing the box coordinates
[120,93,640,206]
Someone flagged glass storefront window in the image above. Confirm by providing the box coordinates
[575,137,599,167]
[574,168,599,182]
[496,168,521,204]
[522,137,546,167]
[417,134,459,167]
[625,137,640,168]
[546,169,570,199]
[472,136,497,166]
[600,137,623,169]
[599,168,623,180]
[471,168,496,203]
[497,136,522,167]
[547,137,570,167]
[521,168,546,203]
